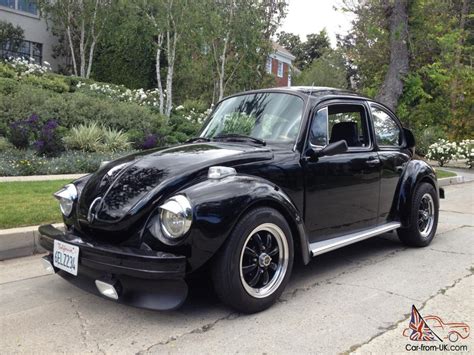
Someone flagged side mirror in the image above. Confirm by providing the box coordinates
[318,140,348,157]
[305,140,348,162]
[403,128,415,149]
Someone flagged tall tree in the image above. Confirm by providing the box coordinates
[277,30,330,70]
[375,0,409,110]
[40,0,112,78]
[141,0,186,117]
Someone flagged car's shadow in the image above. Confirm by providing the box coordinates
[181,231,404,312]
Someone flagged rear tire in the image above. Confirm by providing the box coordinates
[398,182,439,247]
[212,207,294,313]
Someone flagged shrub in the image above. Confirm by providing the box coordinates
[0,149,133,176]
[64,123,132,152]
[0,62,16,79]
[425,139,457,166]
[102,127,131,152]
[0,136,13,151]
[414,127,446,157]
[34,119,65,157]
[8,114,40,149]
[456,139,474,168]
[20,74,70,93]
[64,122,103,152]
[0,77,19,95]
[8,57,51,76]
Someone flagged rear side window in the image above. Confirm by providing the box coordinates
[371,107,402,146]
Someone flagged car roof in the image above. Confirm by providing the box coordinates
[234,86,371,101]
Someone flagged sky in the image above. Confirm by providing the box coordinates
[280,0,356,47]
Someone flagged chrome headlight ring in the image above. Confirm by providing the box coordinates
[53,184,78,217]
[150,195,193,243]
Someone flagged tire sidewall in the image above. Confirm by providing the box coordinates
[410,182,439,246]
[218,207,294,313]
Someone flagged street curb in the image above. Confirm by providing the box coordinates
[438,175,465,187]
[0,174,87,182]
[0,223,63,261]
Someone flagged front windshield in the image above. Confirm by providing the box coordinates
[200,93,304,144]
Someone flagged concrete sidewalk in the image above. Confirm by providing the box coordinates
[0,173,87,182]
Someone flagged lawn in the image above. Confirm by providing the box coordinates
[0,180,71,229]
[436,169,457,179]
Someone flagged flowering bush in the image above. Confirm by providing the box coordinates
[34,119,65,157]
[173,100,212,124]
[7,114,64,156]
[425,139,457,166]
[0,149,132,176]
[455,139,474,168]
[77,81,162,109]
[7,57,51,76]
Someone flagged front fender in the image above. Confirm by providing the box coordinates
[181,174,309,271]
[393,159,438,228]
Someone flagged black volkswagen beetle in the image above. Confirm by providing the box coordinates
[39,87,444,313]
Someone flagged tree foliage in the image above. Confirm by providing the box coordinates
[277,29,331,70]
[339,0,473,147]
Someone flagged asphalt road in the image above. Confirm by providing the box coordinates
[1,182,473,354]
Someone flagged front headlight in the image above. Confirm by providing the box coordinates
[53,184,77,217]
[156,195,193,240]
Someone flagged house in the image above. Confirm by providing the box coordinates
[0,0,60,70]
[266,42,296,87]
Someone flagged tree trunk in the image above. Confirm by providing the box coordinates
[165,30,177,117]
[449,0,469,112]
[376,0,409,111]
[155,33,164,115]
[66,23,78,76]
[217,35,228,101]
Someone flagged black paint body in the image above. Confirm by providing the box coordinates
[39,87,441,310]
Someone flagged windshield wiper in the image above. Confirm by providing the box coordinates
[186,137,211,143]
[213,134,266,146]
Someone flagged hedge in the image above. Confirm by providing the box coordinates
[0,78,168,135]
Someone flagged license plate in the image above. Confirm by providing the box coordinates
[53,240,79,276]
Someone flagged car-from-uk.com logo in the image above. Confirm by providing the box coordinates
[403,305,470,352]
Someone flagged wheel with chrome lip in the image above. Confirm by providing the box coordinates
[398,182,439,247]
[212,207,294,313]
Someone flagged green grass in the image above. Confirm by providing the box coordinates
[436,169,457,179]
[0,180,71,229]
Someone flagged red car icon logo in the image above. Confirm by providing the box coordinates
[403,315,470,342]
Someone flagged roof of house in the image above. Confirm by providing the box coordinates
[271,41,296,61]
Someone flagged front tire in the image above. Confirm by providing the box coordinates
[212,207,294,313]
[398,182,439,247]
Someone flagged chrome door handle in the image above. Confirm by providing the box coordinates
[366,158,380,167]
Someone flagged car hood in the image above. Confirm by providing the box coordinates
[77,142,273,225]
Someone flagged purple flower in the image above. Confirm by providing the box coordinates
[141,134,158,149]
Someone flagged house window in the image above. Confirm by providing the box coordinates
[0,0,38,15]
[277,61,284,78]
[0,39,43,64]
[266,57,272,74]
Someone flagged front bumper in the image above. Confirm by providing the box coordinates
[38,224,188,310]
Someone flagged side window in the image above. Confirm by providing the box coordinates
[309,107,328,146]
[328,104,370,148]
[310,104,370,148]
[371,107,402,146]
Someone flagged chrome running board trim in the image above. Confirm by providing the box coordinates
[310,222,401,257]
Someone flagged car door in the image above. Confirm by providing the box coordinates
[369,103,411,223]
[303,100,382,242]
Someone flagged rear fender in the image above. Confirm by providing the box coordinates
[392,159,438,228]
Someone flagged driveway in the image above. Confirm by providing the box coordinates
[1,182,473,354]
